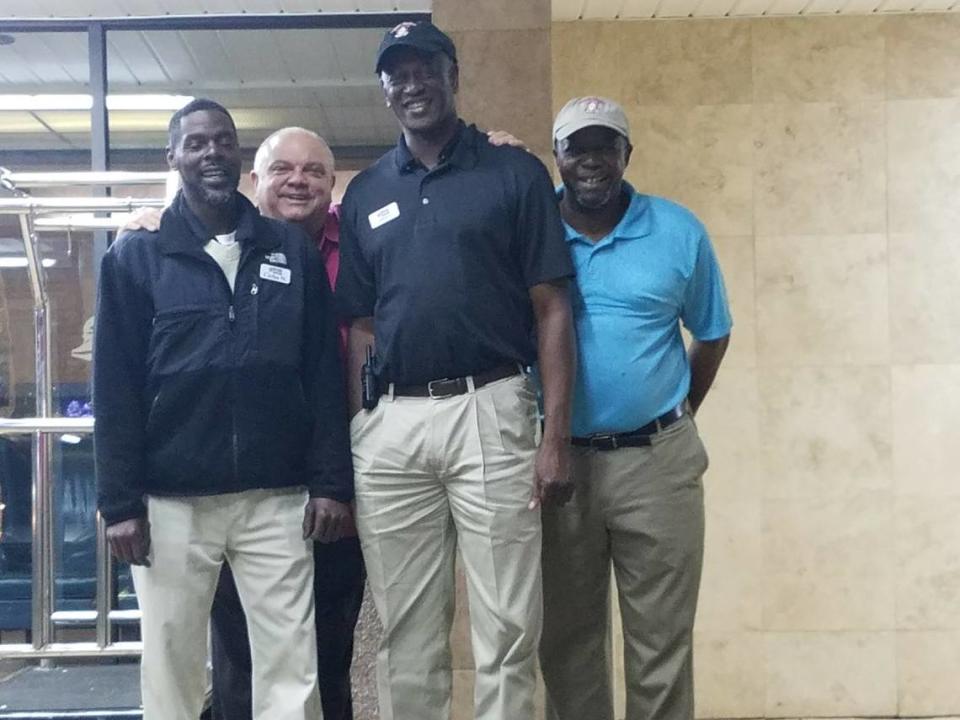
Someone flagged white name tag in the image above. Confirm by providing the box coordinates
[259,264,291,285]
[368,202,400,230]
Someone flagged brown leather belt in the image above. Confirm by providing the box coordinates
[391,363,522,399]
[571,404,686,450]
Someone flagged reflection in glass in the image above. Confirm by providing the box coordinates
[1,32,92,421]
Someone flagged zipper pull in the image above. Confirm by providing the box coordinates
[228,305,236,322]
[250,283,259,296]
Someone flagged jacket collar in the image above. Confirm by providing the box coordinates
[158,190,280,255]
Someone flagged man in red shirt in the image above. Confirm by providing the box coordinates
[209,126,363,720]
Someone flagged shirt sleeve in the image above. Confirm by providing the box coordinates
[514,154,575,288]
[334,190,377,320]
[93,241,153,525]
[681,229,733,341]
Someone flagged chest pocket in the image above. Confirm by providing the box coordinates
[148,305,226,377]
[253,267,304,365]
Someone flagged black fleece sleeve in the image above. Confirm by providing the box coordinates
[93,241,153,525]
[301,232,354,501]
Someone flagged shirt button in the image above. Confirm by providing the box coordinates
[422,197,430,205]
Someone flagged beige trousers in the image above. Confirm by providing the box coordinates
[132,488,322,720]
[540,414,708,720]
[351,374,543,720]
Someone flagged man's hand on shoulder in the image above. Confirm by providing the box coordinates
[303,497,352,543]
[119,207,163,233]
[487,130,528,152]
[530,436,573,510]
[106,516,151,566]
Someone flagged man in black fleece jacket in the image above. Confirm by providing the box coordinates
[93,98,353,720]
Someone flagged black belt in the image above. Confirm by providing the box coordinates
[572,404,686,451]
[391,364,521,399]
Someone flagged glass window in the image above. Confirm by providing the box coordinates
[106,27,395,202]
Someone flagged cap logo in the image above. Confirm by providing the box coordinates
[391,21,416,37]
[581,97,606,114]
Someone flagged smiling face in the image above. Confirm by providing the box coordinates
[166,109,242,207]
[252,129,336,238]
[555,125,632,212]
[379,47,458,135]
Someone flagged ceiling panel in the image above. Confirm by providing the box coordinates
[729,0,775,14]
[766,0,812,13]
[553,0,585,18]
[556,0,956,15]
[620,0,666,17]
[0,0,428,16]
[802,0,849,13]
[118,0,168,13]
[0,111,49,133]
[0,34,87,85]
[839,0,884,11]
[582,0,625,17]
[877,0,917,8]
[692,0,740,15]
[657,0,703,15]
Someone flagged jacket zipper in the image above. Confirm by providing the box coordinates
[228,302,239,485]
[227,243,261,488]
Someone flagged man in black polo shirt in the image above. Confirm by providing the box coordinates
[336,21,576,720]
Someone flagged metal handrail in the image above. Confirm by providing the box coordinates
[0,418,94,435]
[0,423,140,661]
[0,170,171,188]
[0,641,142,660]
[34,216,138,232]
[0,197,165,214]
[0,170,160,661]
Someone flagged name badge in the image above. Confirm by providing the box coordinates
[368,202,400,230]
[259,264,291,284]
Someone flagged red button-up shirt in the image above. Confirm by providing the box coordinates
[315,204,348,355]
[314,203,356,536]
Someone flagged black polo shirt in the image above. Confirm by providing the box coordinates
[336,121,573,385]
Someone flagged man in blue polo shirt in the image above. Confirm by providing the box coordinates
[539,96,732,720]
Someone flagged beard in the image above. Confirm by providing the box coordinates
[198,184,235,206]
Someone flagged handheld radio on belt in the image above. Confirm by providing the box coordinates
[361,345,380,410]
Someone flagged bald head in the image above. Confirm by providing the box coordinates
[251,127,337,238]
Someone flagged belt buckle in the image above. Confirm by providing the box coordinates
[590,433,618,450]
[427,377,454,399]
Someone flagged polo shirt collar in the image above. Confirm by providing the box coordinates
[559,181,653,247]
[317,204,340,252]
[393,119,477,174]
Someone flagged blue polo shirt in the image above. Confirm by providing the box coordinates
[564,183,732,436]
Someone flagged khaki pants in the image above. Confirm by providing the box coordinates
[132,488,321,720]
[351,374,543,720]
[540,414,708,720]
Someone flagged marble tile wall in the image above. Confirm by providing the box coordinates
[552,12,960,719]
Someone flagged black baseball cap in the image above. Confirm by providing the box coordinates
[375,21,458,74]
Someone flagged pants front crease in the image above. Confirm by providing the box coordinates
[351,375,542,720]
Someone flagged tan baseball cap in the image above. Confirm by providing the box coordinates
[552,96,630,143]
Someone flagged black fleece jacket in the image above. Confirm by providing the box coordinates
[94,191,353,525]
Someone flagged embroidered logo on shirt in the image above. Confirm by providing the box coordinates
[265,252,287,265]
[368,202,400,230]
